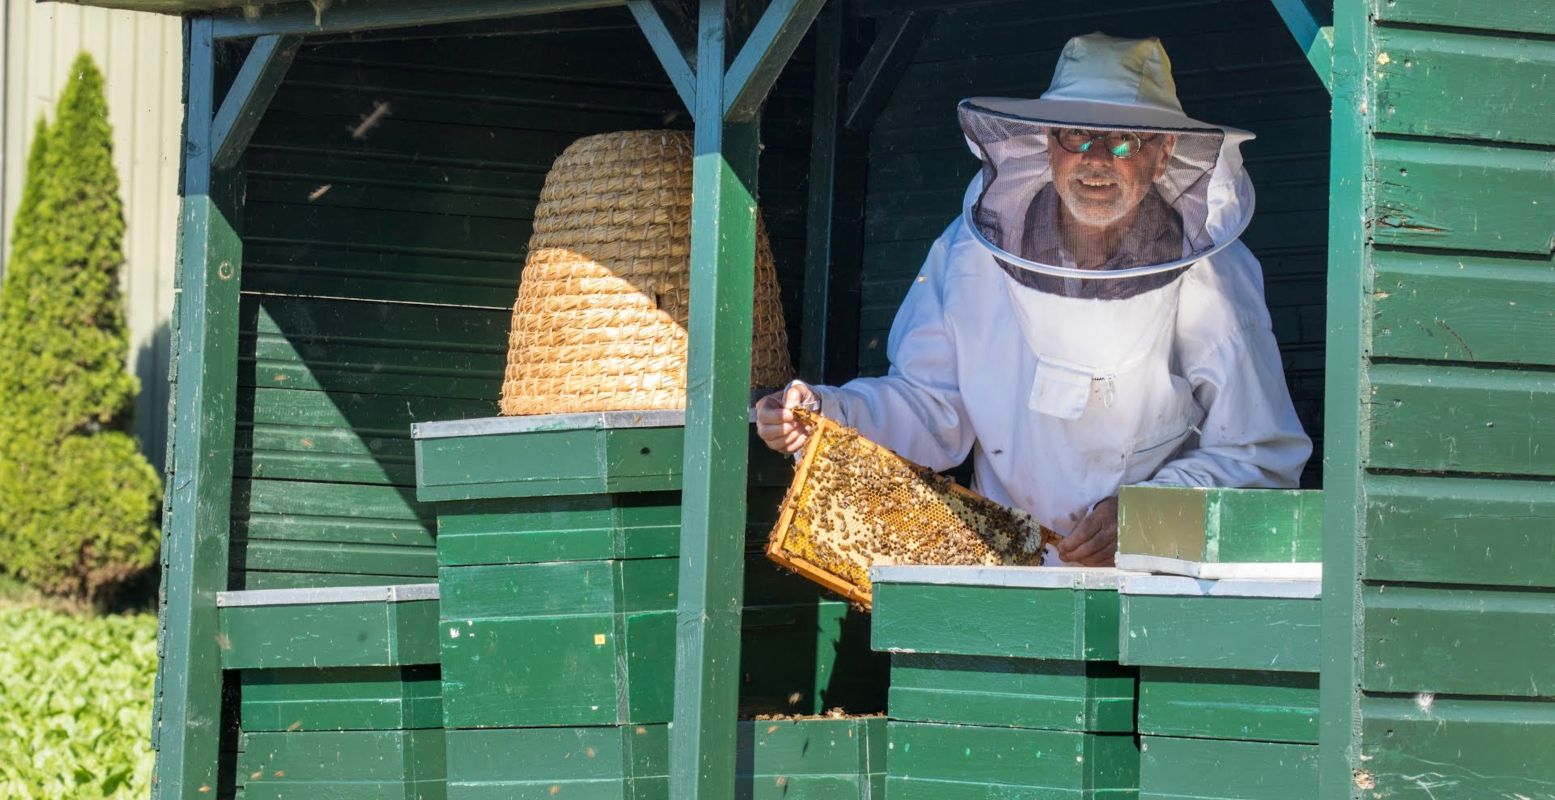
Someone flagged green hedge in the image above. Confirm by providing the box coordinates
[0,603,156,798]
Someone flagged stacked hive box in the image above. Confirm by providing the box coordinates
[872,566,1140,799]
[220,585,447,799]
[1120,576,1321,800]
[412,412,888,798]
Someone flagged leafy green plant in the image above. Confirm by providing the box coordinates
[0,603,156,798]
[0,53,161,601]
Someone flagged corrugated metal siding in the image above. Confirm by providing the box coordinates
[230,9,813,590]
[1350,0,1555,794]
[0,1,181,470]
[854,0,1331,487]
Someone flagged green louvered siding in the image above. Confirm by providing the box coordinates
[229,10,815,589]
[1325,0,1555,796]
[854,0,1331,485]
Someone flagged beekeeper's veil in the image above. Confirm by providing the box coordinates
[959,33,1255,300]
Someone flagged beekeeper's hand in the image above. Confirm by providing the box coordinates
[1059,496,1118,567]
[756,381,820,454]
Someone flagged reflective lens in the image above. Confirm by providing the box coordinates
[1053,128,1152,159]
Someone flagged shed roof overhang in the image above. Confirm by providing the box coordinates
[39,0,625,22]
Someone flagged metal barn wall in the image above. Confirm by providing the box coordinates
[854,0,1331,487]
[227,9,815,591]
[1322,1,1555,796]
[0,0,181,469]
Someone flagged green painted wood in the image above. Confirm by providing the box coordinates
[1318,0,1374,794]
[1120,594,1320,673]
[1362,584,1555,696]
[155,19,243,800]
[844,11,938,132]
[212,34,302,171]
[1364,474,1555,589]
[885,722,1139,799]
[240,666,442,732]
[1139,736,1316,800]
[736,717,887,798]
[1267,0,1333,91]
[673,0,762,792]
[233,539,437,578]
[435,493,682,566]
[219,599,440,670]
[445,724,667,799]
[627,0,698,112]
[237,729,445,800]
[1373,0,1555,36]
[414,426,685,502]
[723,0,826,123]
[234,479,434,557]
[1368,363,1555,477]
[889,654,1136,733]
[211,0,625,38]
[738,598,888,717]
[872,582,1122,661]
[1371,250,1555,366]
[241,242,520,309]
[1359,694,1555,798]
[1117,486,1322,564]
[1371,138,1554,255]
[236,571,433,591]
[1375,27,1555,147]
[1137,668,1319,744]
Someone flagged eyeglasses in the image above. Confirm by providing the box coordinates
[1051,128,1161,159]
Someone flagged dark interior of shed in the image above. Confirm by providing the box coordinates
[223,0,1329,711]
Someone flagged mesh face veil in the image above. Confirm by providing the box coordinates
[958,98,1253,299]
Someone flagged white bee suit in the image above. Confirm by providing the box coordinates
[809,34,1312,564]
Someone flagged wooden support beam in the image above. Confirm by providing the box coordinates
[211,34,301,170]
[1268,0,1335,92]
[722,0,826,122]
[210,0,622,39]
[627,0,699,113]
[844,10,935,132]
[671,0,760,797]
[152,17,246,800]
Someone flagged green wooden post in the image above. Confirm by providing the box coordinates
[671,0,760,796]
[799,1,842,382]
[154,17,246,800]
[1318,0,1370,796]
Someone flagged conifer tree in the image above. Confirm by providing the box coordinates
[0,53,161,600]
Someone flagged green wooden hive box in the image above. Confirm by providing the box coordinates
[220,584,447,800]
[1115,486,1322,580]
[414,412,887,796]
[872,566,1141,799]
[1119,575,1320,800]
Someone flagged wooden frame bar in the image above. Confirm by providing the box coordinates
[626,0,699,112]
[153,17,246,800]
[1317,0,1368,796]
[1268,0,1334,92]
[722,0,827,122]
[210,0,622,39]
[672,1,758,796]
[843,9,935,131]
[211,33,302,169]
[799,0,843,382]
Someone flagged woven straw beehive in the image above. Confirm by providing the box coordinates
[500,130,793,415]
[768,409,1060,610]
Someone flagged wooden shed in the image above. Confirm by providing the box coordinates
[35,0,1553,796]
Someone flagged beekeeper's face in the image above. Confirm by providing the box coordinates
[1048,128,1176,230]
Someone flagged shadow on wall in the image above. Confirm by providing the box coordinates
[133,319,172,474]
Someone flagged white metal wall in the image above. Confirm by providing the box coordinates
[1,0,182,469]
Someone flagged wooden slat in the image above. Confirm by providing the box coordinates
[1371,249,1555,366]
[1140,736,1317,799]
[1362,584,1555,696]
[239,665,442,732]
[1375,27,1555,147]
[1138,667,1319,744]
[233,539,437,579]
[1372,137,1555,255]
[1120,594,1321,673]
[237,729,445,796]
[890,654,1136,732]
[219,598,440,670]
[413,426,685,502]
[872,582,1121,661]
[1373,0,1555,36]
[1360,694,1555,798]
[1364,474,1555,588]
[885,722,1139,797]
[1368,363,1555,477]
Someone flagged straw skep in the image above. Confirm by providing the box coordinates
[500,130,794,416]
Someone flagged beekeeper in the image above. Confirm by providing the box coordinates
[756,33,1311,567]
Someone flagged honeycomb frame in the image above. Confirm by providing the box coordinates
[766,409,1060,610]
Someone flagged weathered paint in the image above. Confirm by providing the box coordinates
[1120,593,1321,673]
[1370,250,1555,366]
[1358,695,1555,798]
[1367,363,1555,477]
[240,665,442,732]
[1137,668,1319,744]
[1363,475,1555,589]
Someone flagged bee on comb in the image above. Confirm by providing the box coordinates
[766,408,1060,610]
